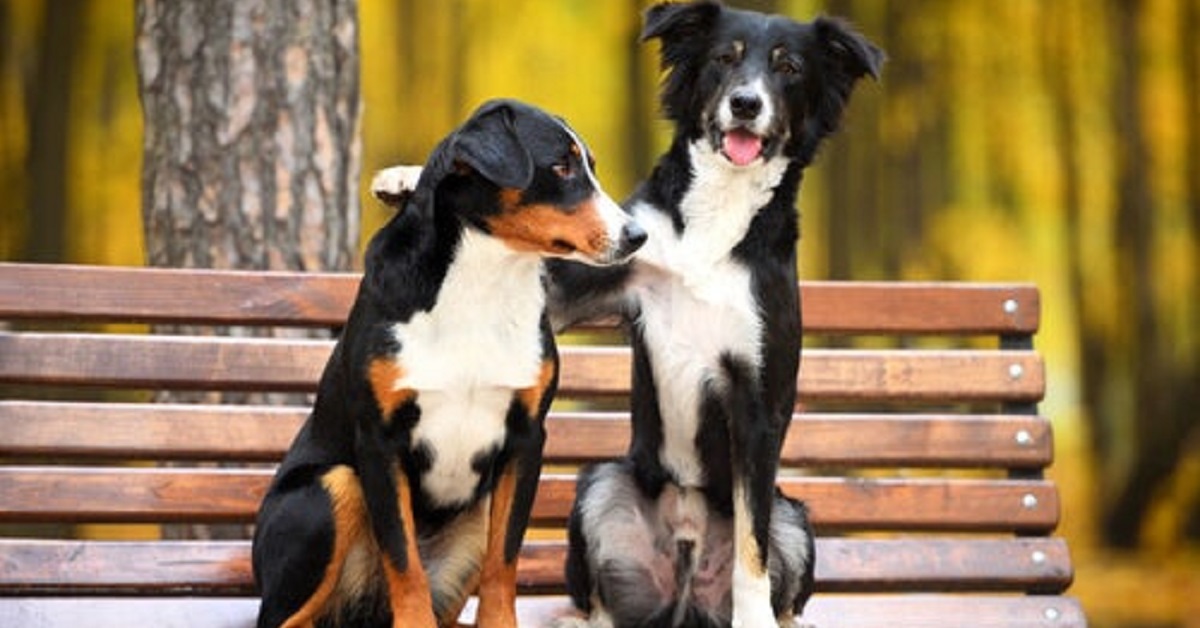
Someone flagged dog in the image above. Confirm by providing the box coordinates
[545,3,885,626]
[252,99,646,628]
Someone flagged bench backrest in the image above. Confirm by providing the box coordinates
[0,263,1081,626]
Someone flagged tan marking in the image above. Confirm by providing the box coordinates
[517,359,557,419]
[384,469,438,626]
[489,189,610,258]
[279,466,369,628]
[475,465,520,628]
[734,488,768,580]
[569,143,581,157]
[368,358,416,421]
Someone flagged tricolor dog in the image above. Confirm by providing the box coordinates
[252,99,645,628]
[547,3,884,626]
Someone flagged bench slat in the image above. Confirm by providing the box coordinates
[0,401,1054,468]
[0,263,1039,335]
[0,537,1073,595]
[0,595,1085,628]
[0,333,1045,402]
[0,468,1059,532]
[0,263,357,327]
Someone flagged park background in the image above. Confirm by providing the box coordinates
[1,1,1197,625]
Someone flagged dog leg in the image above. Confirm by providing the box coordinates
[475,464,522,628]
[257,466,367,628]
[731,485,779,628]
[721,357,784,628]
[381,470,439,628]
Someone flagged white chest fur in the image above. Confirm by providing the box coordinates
[629,142,787,487]
[388,231,545,507]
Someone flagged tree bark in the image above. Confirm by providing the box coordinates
[136,0,361,272]
[135,0,361,539]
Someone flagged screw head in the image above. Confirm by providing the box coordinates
[1022,493,1039,509]
[1004,298,1019,314]
[1009,363,1025,379]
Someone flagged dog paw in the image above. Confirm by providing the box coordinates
[371,165,423,208]
[732,599,778,628]
[546,618,590,628]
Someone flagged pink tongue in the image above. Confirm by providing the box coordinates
[722,130,763,166]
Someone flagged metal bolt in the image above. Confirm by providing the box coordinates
[1015,429,1033,446]
[1022,493,1039,509]
[1004,298,1019,314]
[1031,550,1047,564]
[1009,363,1025,380]
[1044,607,1061,621]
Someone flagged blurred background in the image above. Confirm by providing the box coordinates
[0,0,1197,625]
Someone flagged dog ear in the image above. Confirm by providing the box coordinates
[451,100,534,190]
[813,16,885,81]
[640,1,721,45]
[641,2,721,124]
[794,17,884,163]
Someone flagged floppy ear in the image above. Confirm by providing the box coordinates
[451,101,534,190]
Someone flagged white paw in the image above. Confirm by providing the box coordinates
[732,564,776,628]
[547,618,590,628]
[370,165,423,200]
[732,602,778,628]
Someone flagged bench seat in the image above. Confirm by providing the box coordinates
[0,263,1085,626]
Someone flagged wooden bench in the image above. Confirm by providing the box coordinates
[0,262,1086,627]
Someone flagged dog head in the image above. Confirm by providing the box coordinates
[642,1,884,167]
[382,99,645,266]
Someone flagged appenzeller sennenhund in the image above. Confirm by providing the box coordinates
[252,99,645,628]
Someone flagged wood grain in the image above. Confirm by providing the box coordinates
[0,263,1039,334]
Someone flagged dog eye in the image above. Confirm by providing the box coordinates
[775,58,802,75]
[552,162,574,179]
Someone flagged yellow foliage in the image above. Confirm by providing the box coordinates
[1,1,1198,623]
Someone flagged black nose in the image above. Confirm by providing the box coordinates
[729,91,762,120]
[620,221,648,252]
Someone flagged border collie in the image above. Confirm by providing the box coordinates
[548,3,883,626]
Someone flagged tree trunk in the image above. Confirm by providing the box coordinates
[1179,0,1200,544]
[1099,0,1199,548]
[135,0,361,539]
[24,0,83,262]
[137,0,360,271]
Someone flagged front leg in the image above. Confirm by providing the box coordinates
[477,359,554,627]
[722,357,783,628]
[382,469,439,627]
[355,419,437,628]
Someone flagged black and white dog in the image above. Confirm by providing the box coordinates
[547,3,884,626]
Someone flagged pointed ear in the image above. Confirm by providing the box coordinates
[451,101,534,190]
[640,1,721,45]
[814,16,885,81]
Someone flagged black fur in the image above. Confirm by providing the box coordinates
[254,99,641,628]
[550,3,882,626]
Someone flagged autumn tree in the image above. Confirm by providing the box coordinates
[135,0,361,538]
